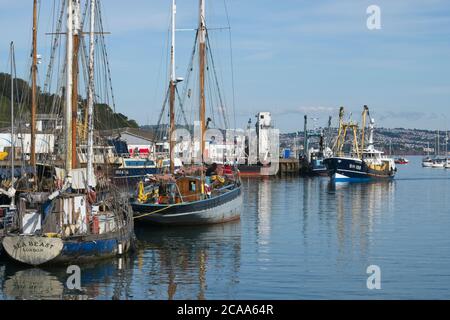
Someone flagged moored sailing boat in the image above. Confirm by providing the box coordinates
[445,132,450,169]
[324,106,397,182]
[2,0,134,266]
[131,0,242,225]
[422,142,433,167]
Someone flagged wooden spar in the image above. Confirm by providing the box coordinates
[169,0,176,174]
[71,0,81,169]
[65,0,74,174]
[30,0,38,176]
[83,100,88,141]
[86,0,96,189]
[199,0,206,163]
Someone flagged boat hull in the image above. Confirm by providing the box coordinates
[238,165,277,177]
[2,230,134,266]
[132,186,242,225]
[324,157,395,182]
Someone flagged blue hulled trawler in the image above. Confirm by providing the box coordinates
[324,106,397,182]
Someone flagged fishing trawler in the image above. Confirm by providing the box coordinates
[130,0,242,225]
[2,0,134,266]
[300,115,333,176]
[324,106,396,182]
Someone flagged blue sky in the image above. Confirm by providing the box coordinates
[1,0,449,132]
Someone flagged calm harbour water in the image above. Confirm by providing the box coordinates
[1,156,450,300]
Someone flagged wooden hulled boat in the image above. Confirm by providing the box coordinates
[130,0,243,225]
[2,0,135,266]
[132,174,242,225]
[2,190,134,266]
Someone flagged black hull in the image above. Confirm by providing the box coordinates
[324,157,395,182]
[131,186,242,225]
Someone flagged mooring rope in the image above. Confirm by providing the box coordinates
[133,205,174,220]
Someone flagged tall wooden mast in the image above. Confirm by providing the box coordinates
[86,0,96,189]
[30,0,38,173]
[169,0,176,174]
[65,0,74,174]
[198,0,206,162]
[71,0,81,168]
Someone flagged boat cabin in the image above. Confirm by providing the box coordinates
[176,177,202,203]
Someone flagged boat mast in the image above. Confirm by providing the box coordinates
[437,130,440,157]
[446,130,448,159]
[360,105,369,153]
[86,0,96,189]
[169,0,176,174]
[10,42,15,190]
[65,0,74,174]
[303,115,308,159]
[31,0,38,178]
[71,0,81,169]
[334,107,345,156]
[198,0,206,163]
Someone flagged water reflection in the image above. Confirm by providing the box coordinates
[257,178,271,246]
[2,159,450,299]
[3,268,64,299]
[135,222,241,300]
[327,180,396,261]
[0,257,134,300]
[249,177,397,270]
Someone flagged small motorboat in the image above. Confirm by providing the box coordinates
[395,157,409,165]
